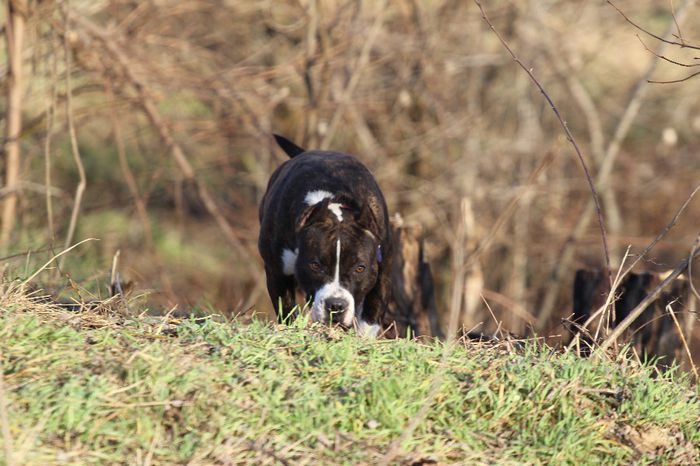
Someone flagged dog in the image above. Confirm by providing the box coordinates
[258,134,392,337]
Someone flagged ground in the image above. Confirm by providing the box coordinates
[0,282,698,465]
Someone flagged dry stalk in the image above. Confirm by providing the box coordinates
[665,302,698,379]
[60,2,87,271]
[597,234,700,353]
[1,0,28,248]
[22,237,96,285]
[586,184,699,343]
[567,184,699,351]
[536,0,695,330]
[104,79,154,251]
[104,79,179,303]
[44,27,59,242]
[71,15,252,264]
[689,235,700,302]
[567,247,633,353]
[464,152,554,272]
[320,0,388,150]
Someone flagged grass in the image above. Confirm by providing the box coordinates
[0,283,699,465]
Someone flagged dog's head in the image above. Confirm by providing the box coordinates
[293,195,383,327]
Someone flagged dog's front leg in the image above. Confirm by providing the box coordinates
[264,265,297,323]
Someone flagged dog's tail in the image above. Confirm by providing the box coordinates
[273,134,306,158]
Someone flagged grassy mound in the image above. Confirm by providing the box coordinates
[0,285,698,465]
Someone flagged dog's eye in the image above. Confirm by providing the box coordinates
[355,265,366,273]
[309,261,322,272]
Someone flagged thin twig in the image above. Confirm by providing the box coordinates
[635,35,700,67]
[568,180,700,349]
[474,0,612,328]
[537,0,695,329]
[607,1,700,51]
[671,0,686,45]
[648,70,700,84]
[617,184,700,282]
[60,2,87,270]
[568,184,699,350]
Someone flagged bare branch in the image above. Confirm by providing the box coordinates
[473,0,612,318]
[636,34,700,67]
[648,70,700,84]
[671,0,686,45]
[537,0,696,329]
[607,0,700,51]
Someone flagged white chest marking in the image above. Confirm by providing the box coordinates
[357,319,381,338]
[281,248,298,276]
[304,190,333,206]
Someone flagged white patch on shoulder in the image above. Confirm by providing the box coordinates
[328,203,343,222]
[304,190,333,206]
[356,319,381,338]
[281,248,298,276]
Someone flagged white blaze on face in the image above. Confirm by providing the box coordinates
[328,203,343,222]
[311,238,355,326]
[281,248,298,276]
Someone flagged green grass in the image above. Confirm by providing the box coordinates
[0,286,698,465]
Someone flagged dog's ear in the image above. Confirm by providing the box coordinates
[295,198,331,233]
[273,134,306,158]
[357,198,381,239]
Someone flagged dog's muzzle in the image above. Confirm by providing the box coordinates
[312,284,355,327]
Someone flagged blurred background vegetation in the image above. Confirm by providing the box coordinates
[1,0,698,345]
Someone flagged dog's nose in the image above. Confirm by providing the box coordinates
[324,297,349,314]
